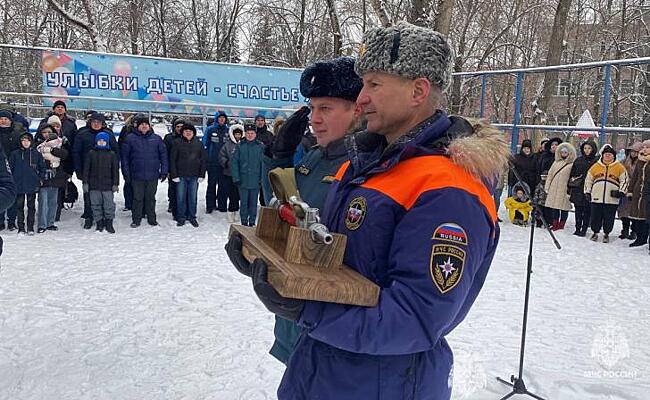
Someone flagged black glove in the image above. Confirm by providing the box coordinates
[585,193,591,203]
[610,190,624,198]
[160,174,167,182]
[225,232,253,277]
[270,106,310,159]
[252,259,304,321]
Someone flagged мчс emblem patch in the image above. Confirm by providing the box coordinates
[297,165,311,175]
[430,244,465,294]
[432,223,468,245]
[345,196,367,230]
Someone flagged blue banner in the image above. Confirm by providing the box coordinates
[42,50,304,118]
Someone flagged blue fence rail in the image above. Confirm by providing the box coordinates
[454,57,650,152]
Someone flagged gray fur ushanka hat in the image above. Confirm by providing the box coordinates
[355,21,455,92]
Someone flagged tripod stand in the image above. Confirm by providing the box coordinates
[496,164,561,400]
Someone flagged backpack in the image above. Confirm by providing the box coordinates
[64,180,78,207]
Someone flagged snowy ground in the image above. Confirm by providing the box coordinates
[0,181,648,400]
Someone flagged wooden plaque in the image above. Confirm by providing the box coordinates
[229,207,380,307]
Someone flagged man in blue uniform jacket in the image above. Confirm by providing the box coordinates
[226,56,363,364]
[244,22,510,399]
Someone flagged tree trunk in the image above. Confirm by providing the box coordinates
[408,0,430,27]
[324,0,342,56]
[537,0,572,122]
[433,0,454,35]
[370,0,391,27]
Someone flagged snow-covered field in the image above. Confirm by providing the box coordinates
[0,181,648,400]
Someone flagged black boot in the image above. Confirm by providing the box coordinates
[7,222,16,231]
[84,218,94,229]
[105,219,115,234]
[96,219,104,232]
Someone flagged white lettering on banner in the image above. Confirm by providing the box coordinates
[186,81,195,95]
[78,74,91,89]
[225,84,299,103]
[146,78,162,94]
[97,75,110,90]
[196,81,207,96]
[125,77,138,91]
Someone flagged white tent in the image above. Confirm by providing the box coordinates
[573,109,598,138]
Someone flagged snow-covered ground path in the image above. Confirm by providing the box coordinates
[0,182,648,399]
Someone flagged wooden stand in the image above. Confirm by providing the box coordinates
[229,207,380,307]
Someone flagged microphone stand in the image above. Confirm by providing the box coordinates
[496,162,561,400]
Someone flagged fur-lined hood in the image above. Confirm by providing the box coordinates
[228,124,244,144]
[347,112,510,182]
[446,118,510,181]
[553,142,577,163]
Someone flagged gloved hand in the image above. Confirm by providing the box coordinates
[225,232,253,277]
[252,259,304,321]
[82,183,89,194]
[584,193,591,203]
[172,177,180,183]
[198,177,204,183]
[112,185,119,193]
[160,174,167,182]
[610,190,624,198]
[270,106,310,159]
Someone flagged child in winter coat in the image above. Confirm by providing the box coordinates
[504,185,533,226]
[169,123,207,227]
[218,124,243,222]
[584,143,629,243]
[83,132,120,233]
[9,132,46,235]
[231,124,264,226]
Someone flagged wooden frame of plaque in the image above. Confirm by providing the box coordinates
[229,207,380,307]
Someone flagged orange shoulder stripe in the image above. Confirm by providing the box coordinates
[335,160,351,180]
[360,156,497,223]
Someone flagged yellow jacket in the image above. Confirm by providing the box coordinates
[584,160,629,205]
[504,196,533,223]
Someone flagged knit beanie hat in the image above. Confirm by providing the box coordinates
[47,115,61,127]
[300,57,363,102]
[355,21,454,92]
[0,110,12,120]
[19,132,33,143]
[52,100,67,110]
[95,132,110,149]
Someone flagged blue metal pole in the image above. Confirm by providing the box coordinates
[511,72,524,154]
[479,74,487,118]
[599,64,612,147]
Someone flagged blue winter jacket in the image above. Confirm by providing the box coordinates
[9,147,46,194]
[231,139,264,189]
[277,112,508,400]
[202,112,229,167]
[120,130,168,181]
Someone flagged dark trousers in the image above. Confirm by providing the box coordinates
[574,205,591,233]
[123,180,133,209]
[168,179,177,218]
[590,203,618,234]
[621,217,631,233]
[221,175,240,212]
[0,200,16,225]
[56,186,64,221]
[176,177,198,222]
[239,187,259,226]
[217,173,229,212]
[16,193,36,231]
[132,179,158,223]
[550,208,569,223]
[82,191,93,220]
[631,219,649,244]
[206,164,219,211]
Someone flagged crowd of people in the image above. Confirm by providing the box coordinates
[0,100,281,234]
[504,136,650,252]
